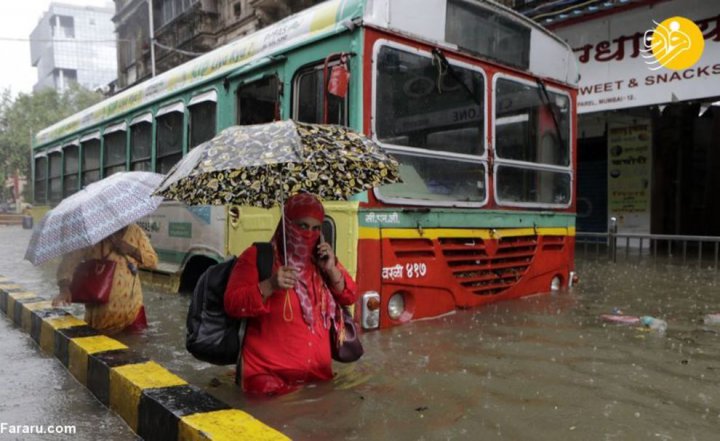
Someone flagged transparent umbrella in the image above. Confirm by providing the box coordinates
[25,171,164,265]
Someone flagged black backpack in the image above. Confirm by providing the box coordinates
[186,242,273,365]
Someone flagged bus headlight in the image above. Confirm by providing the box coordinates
[228,206,240,228]
[550,276,562,291]
[361,291,380,330]
[569,271,579,287]
[387,292,405,320]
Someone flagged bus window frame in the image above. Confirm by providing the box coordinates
[188,89,218,150]
[291,59,349,126]
[62,140,80,198]
[155,101,185,174]
[322,216,336,252]
[370,39,489,208]
[33,152,48,204]
[492,73,573,209]
[47,147,63,203]
[102,121,128,177]
[235,73,282,125]
[79,131,101,189]
[129,113,153,172]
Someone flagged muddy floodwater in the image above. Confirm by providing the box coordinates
[3,226,720,440]
[0,227,138,441]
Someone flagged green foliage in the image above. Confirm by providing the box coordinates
[0,84,103,182]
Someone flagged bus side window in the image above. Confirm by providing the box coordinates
[237,76,279,125]
[34,156,47,203]
[189,100,216,149]
[63,144,79,197]
[156,107,184,174]
[293,62,348,126]
[130,121,152,171]
[322,216,336,252]
[103,130,127,177]
[81,138,101,188]
[48,151,62,202]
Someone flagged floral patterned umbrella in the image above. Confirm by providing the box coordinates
[154,120,401,207]
[25,171,164,265]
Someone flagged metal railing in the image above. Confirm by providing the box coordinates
[576,217,720,270]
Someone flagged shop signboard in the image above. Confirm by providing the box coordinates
[556,0,720,113]
[607,118,652,235]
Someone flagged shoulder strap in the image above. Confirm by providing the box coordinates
[254,242,274,281]
[234,243,272,384]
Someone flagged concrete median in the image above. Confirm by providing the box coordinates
[0,276,289,441]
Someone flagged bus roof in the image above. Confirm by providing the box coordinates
[364,0,578,87]
[35,0,576,148]
[35,0,365,147]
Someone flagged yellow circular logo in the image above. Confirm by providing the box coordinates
[650,16,704,70]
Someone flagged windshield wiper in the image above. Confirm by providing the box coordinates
[535,79,566,154]
[431,48,482,107]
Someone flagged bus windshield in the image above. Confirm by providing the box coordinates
[494,77,572,206]
[375,45,486,204]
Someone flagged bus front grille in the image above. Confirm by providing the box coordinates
[390,238,436,258]
[440,236,537,296]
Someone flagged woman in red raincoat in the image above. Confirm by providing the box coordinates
[224,193,357,396]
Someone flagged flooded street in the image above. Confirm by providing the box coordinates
[0,226,137,441]
[2,225,719,440]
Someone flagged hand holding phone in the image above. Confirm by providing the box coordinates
[317,233,329,262]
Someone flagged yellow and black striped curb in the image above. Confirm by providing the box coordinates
[0,276,289,441]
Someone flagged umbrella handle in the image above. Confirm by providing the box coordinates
[281,193,288,267]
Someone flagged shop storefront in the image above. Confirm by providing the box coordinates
[553,0,720,236]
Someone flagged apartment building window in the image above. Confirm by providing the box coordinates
[54,68,77,91]
[159,0,195,27]
[52,15,75,39]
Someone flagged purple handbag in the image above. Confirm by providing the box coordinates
[330,306,364,363]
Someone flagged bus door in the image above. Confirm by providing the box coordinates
[226,68,286,257]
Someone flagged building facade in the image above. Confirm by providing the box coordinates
[113,0,323,90]
[30,3,117,93]
[508,0,720,237]
[548,0,720,237]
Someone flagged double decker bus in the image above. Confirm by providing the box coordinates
[32,0,578,329]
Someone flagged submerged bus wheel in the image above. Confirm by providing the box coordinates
[179,256,218,293]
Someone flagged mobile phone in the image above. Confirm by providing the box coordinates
[317,233,329,261]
